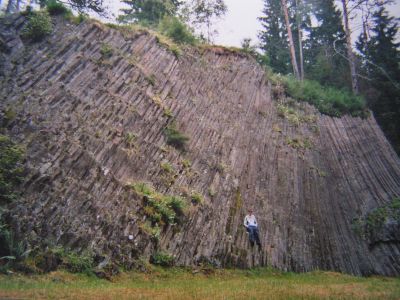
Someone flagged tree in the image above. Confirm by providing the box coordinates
[295,0,304,80]
[357,7,400,154]
[258,0,291,74]
[340,0,359,94]
[306,0,349,88]
[280,0,300,79]
[118,0,182,25]
[186,0,227,43]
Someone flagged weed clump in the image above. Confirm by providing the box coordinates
[100,43,113,58]
[21,11,53,42]
[164,123,189,151]
[150,251,174,267]
[191,192,203,205]
[0,135,24,205]
[131,182,187,226]
[351,198,400,240]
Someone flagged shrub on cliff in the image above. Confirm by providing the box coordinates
[158,16,196,45]
[21,11,53,42]
[46,0,71,16]
[150,251,174,267]
[0,135,24,205]
[164,123,189,151]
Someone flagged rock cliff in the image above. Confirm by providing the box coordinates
[1,14,399,276]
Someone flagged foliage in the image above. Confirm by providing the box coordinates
[21,10,53,42]
[2,108,16,127]
[240,38,257,56]
[186,0,227,43]
[131,182,187,226]
[356,7,400,155]
[191,192,203,204]
[150,251,174,267]
[0,135,24,205]
[100,43,113,58]
[139,222,161,241]
[277,75,366,117]
[46,0,70,16]
[67,13,87,25]
[42,0,105,14]
[158,16,196,45]
[118,0,181,26]
[164,123,189,151]
[258,0,290,74]
[52,247,94,274]
[124,132,136,148]
[160,162,174,173]
[306,0,349,89]
[131,182,155,196]
[352,198,400,239]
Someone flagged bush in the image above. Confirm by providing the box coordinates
[158,16,196,45]
[132,182,155,196]
[52,247,94,274]
[276,75,367,118]
[150,251,174,267]
[164,123,189,151]
[0,135,24,205]
[191,192,203,205]
[100,43,113,58]
[46,0,70,16]
[21,11,53,42]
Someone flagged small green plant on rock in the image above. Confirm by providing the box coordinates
[157,16,196,45]
[160,162,174,174]
[150,251,174,267]
[191,192,203,205]
[100,43,113,58]
[130,182,187,226]
[0,135,24,204]
[164,123,189,151]
[351,198,400,239]
[124,132,137,148]
[21,11,53,42]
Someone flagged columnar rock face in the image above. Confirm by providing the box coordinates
[1,15,399,276]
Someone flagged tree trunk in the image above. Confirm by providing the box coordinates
[296,0,304,81]
[6,0,15,14]
[281,0,300,80]
[341,0,359,94]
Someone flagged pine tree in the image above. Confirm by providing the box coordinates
[258,0,290,74]
[357,7,400,154]
[306,0,350,89]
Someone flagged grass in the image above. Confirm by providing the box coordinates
[0,268,398,299]
[269,73,367,118]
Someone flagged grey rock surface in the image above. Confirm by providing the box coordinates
[1,15,399,276]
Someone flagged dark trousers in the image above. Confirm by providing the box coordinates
[248,226,261,246]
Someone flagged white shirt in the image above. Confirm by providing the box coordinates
[244,214,258,227]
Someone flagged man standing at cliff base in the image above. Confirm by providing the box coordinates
[244,208,262,249]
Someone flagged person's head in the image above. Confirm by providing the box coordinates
[248,208,253,215]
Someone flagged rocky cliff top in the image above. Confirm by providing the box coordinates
[1,13,399,276]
